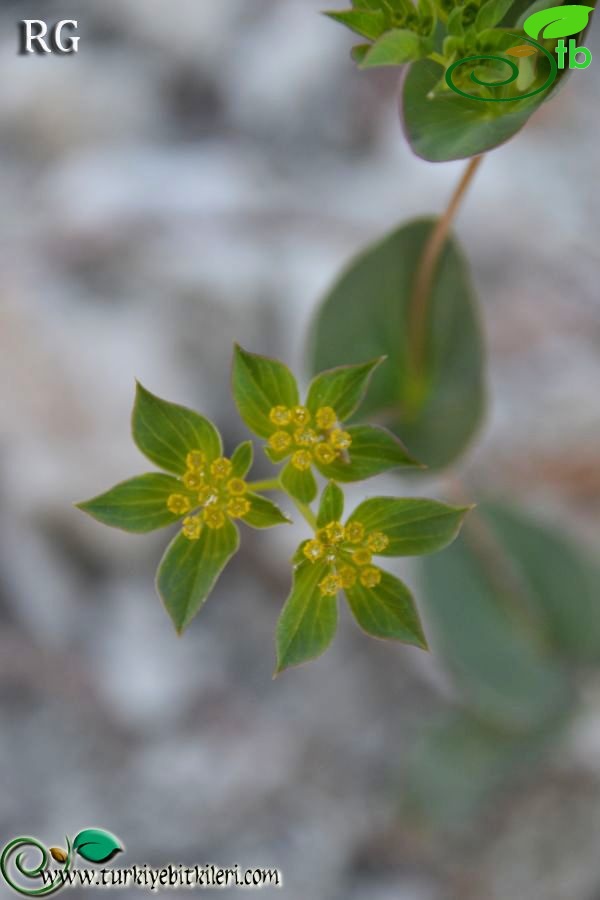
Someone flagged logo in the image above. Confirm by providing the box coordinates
[0,830,282,894]
[446,4,593,101]
[1,829,123,896]
[19,20,80,56]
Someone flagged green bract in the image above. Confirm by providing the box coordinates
[77,348,469,667]
[277,487,470,673]
[232,344,420,503]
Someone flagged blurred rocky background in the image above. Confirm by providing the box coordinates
[1,1,599,898]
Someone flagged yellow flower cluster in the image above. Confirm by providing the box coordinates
[267,405,352,472]
[166,449,252,541]
[302,519,390,596]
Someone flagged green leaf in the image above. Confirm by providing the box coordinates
[232,344,299,439]
[73,830,123,864]
[524,4,593,39]
[346,569,428,647]
[476,0,515,31]
[477,505,600,664]
[324,8,387,39]
[76,474,189,533]
[275,561,337,674]
[280,461,318,504]
[447,6,465,35]
[317,482,345,527]
[316,425,420,482]
[156,520,239,634]
[231,440,253,477]
[306,358,384,422]
[351,43,372,63]
[349,497,471,555]
[360,29,429,68]
[418,0,437,34]
[132,382,222,475]
[309,220,485,470]
[401,58,552,162]
[419,513,571,730]
[291,540,310,565]
[242,494,291,529]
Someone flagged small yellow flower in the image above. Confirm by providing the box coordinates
[294,427,317,447]
[182,515,202,541]
[314,442,337,465]
[227,497,251,519]
[324,521,345,544]
[303,539,324,562]
[339,564,357,589]
[291,449,312,471]
[167,493,192,516]
[352,548,372,567]
[360,566,382,588]
[186,450,206,471]
[227,477,247,496]
[183,470,204,490]
[269,405,292,426]
[319,572,342,597]
[292,405,311,426]
[210,457,233,480]
[315,406,337,430]
[329,429,352,451]
[344,521,365,544]
[268,431,292,453]
[203,506,226,530]
[367,532,390,553]
[197,483,213,504]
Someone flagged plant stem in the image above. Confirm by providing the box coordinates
[430,51,447,67]
[249,477,317,529]
[248,478,281,492]
[407,155,483,379]
[287,494,317,529]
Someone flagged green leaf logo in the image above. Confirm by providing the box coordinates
[524,4,593,40]
[73,829,123,864]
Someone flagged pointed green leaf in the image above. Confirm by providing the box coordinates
[524,4,593,39]
[76,474,190,533]
[291,540,310,565]
[306,358,384,422]
[231,441,254,477]
[317,482,345,527]
[418,0,437,34]
[324,8,387,39]
[156,520,239,634]
[315,425,420,482]
[346,569,427,647]
[310,220,485,470]
[349,497,471,556]
[360,29,429,68]
[275,561,337,674]
[242,494,291,529]
[476,0,515,31]
[280,461,318,503]
[447,5,465,35]
[132,382,222,475]
[73,829,122,864]
[351,43,372,63]
[232,344,299,438]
